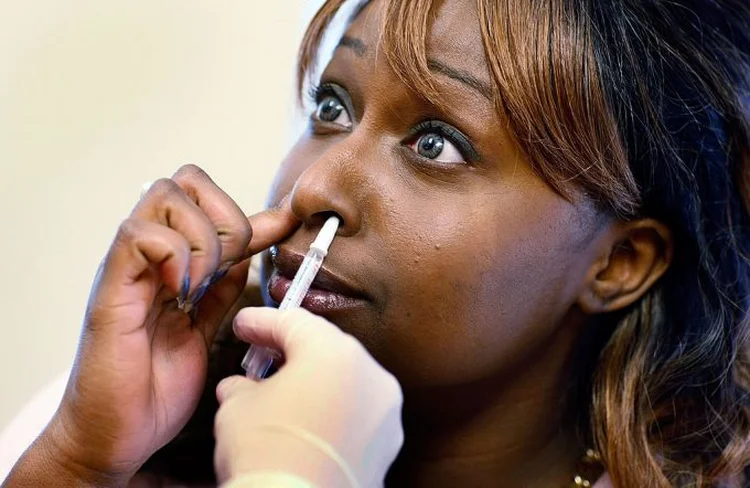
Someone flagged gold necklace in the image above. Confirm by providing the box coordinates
[569,449,604,487]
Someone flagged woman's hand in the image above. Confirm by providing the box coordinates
[214,307,404,488]
[30,165,297,484]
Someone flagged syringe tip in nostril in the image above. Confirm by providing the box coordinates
[311,216,340,254]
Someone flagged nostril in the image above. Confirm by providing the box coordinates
[311,211,345,234]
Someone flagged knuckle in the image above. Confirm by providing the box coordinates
[173,163,207,183]
[393,426,405,449]
[115,218,142,245]
[366,361,402,405]
[204,228,223,252]
[215,393,241,422]
[214,404,230,433]
[384,373,404,404]
[188,225,222,262]
[219,222,252,254]
[236,221,253,246]
[149,177,180,198]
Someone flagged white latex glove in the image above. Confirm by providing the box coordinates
[214,307,404,488]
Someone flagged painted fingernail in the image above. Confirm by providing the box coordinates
[210,261,234,285]
[189,276,212,306]
[177,274,190,309]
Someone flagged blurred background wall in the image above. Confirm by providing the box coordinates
[0,0,326,431]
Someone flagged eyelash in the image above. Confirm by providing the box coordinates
[308,82,480,163]
[308,82,353,127]
[406,120,480,163]
[308,83,341,108]
[307,83,323,105]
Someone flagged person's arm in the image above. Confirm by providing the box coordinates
[3,426,119,487]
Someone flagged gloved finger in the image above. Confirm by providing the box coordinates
[216,374,257,405]
[232,307,354,360]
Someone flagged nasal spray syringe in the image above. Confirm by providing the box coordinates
[241,216,340,380]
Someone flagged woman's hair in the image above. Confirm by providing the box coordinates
[300,0,750,486]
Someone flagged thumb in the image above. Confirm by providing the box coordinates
[216,375,256,404]
[244,196,300,258]
[232,307,341,360]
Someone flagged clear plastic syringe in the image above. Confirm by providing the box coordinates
[241,216,340,380]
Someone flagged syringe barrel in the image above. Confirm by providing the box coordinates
[278,247,325,310]
[241,216,339,381]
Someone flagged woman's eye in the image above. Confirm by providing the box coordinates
[314,95,352,127]
[409,132,465,163]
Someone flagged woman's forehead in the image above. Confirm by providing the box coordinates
[345,0,491,92]
[427,0,488,76]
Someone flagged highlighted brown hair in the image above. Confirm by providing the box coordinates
[300,1,750,486]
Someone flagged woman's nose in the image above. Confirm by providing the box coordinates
[289,148,364,237]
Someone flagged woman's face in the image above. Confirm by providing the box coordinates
[261,0,604,388]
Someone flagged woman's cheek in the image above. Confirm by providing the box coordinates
[370,230,498,382]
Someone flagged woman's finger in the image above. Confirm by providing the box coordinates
[193,198,299,334]
[87,218,191,335]
[171,164,253,269]
[245,196,300,257]
[132,177,222,302]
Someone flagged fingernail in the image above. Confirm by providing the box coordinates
[177,274,190,309]
[189,275,212,306]
[210,261,234,285]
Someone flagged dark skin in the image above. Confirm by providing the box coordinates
[4,0,671,487]
[261,0,671,486]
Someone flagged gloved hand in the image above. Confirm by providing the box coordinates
[214,307,404,488]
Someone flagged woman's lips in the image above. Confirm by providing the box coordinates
[268,271,368,314]
[268,245,370,314]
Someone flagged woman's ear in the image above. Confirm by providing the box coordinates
[577,219,673,314]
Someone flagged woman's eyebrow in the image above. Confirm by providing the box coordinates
[338,35,367,56]
[337,35,492,101]
[426,59,493,101]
